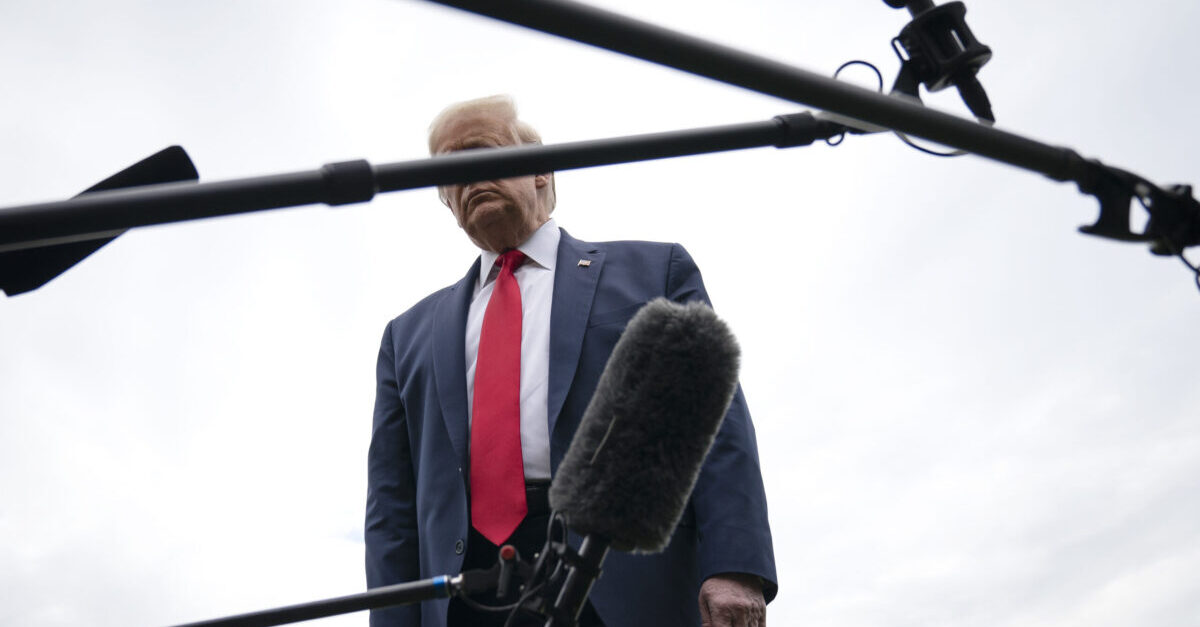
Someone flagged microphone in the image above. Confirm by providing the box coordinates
[543,298,742,625]
[167,301,742,627]
[0,145,198,296]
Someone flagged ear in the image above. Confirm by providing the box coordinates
[534,173,549,189]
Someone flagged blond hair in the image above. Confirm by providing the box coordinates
[428,95,556,210]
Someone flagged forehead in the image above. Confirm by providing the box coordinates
[432,112,520,154]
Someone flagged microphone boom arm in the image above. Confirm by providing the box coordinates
[3,0,1197,287]
[169,574,463,627]
[0,113,841,255]
[423,0,1200,258]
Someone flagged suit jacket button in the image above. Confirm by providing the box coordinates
[455,540,465,555]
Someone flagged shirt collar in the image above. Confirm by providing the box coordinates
[477,218,560,286]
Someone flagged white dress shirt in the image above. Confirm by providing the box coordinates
[465,219,558,481]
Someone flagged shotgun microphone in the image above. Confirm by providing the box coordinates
[542,298,741,626]
[0,145,198,296]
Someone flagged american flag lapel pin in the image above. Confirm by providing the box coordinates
[577,259,592,267]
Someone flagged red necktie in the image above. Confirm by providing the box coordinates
[470,249,527,545]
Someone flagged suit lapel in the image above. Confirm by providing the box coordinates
[433,258,480,471]
[547,230,604,440]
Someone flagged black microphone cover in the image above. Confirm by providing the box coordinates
[548,298,740,553]
[0,145,198,296]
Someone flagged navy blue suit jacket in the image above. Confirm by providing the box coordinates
[366,230,776,626]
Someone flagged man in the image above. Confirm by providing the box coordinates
[366,95,776,627]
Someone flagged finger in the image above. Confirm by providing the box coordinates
[722,604,745,627]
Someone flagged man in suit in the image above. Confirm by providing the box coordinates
[366,95,776,627]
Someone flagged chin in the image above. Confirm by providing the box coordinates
[467,227,517,252]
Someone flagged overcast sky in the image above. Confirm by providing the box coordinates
[3,1,1200,626]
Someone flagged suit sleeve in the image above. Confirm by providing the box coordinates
[665,244,779,602]
[365,323,422,626]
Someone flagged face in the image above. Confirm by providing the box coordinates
[432,110,550,252]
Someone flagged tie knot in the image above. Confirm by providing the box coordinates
[497,249,526,272]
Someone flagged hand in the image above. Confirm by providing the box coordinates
[699,572,766,627]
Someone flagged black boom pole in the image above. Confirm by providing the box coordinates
[424,0,1077,180]
[0,113,839,257]
[424,0,1200,257]
[2,0,1197,294]
[420,0,1200,259]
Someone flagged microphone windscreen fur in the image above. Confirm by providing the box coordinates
[548,298,740,552]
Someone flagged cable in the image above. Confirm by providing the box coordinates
[825,60,881,146]
[833,60,884,91]
[455,591,523,614]
[501,578,551,627]
[895,132,968,157]
[894,112,995,157]
[1133,192,1200,293]
[498,512,573,626]
[1181,255,1200,293]
[828,59,987,156]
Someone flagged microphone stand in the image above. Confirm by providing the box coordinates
[168,519,607,627]
[543,535,610,627]
[170,551,532,627]
[0,113,841,257]
[170,575,463,627]
[422,0,1200,258]
[3,0,1197,287]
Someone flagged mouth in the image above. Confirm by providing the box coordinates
[465,189,501,211]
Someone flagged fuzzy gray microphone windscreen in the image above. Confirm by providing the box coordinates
[548,297,741,553]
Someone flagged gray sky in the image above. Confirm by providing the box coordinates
[3,1,1199,625]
